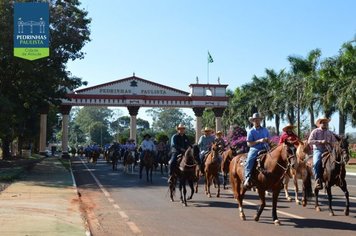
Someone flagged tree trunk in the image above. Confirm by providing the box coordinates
[1,136,11,159]
[275,114,280,135]
[338,111,346,135]
[308,102,315,132]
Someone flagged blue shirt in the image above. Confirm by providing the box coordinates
[247,126,269,150]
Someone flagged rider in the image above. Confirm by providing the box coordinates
[308,117,338,190]
[243,113,270,189]
[168,123,191,183]
[139,134,156,163]
[214,131,226,152]
[198,127,215,173]
[279,124,300,145]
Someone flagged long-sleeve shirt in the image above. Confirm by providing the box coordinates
[141,139,155,151]
[308,128,337,151]
[171,133,190,153]
[279,132,299,144]
[198,135,215,152]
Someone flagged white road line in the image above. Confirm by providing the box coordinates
[127,221,142,234]
[228,190,306,219]
[79,157,142,235]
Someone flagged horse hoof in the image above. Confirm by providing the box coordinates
[344,210,349,216]
[295,200,300,205]
[329,212,335,216]
[315,206,321,212]
[254,215,260,222]
[208,194,212,198]
[240,213,246,221]
[216,194,220,198]
[274,220,281,226]
[287,197,292,202]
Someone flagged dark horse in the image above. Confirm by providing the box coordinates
[169,145,200,206]
[108,144,121,171]
[314,136,350,216]
[157,147,170,175]
[229,141,296,225]
[139,150,154,183]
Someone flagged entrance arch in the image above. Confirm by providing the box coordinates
[39,75,229,157]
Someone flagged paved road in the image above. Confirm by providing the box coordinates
[72,156,356,236]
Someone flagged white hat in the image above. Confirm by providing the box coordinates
[248,113,264,123]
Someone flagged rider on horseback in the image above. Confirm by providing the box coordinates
[168,123,191,184]
[308,117,338,190]
[243,113,270,189]
[139,134,156,163]
[279,124,300,145]
[198,127,215,174]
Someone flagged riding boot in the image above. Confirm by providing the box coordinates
[315,178,323,190]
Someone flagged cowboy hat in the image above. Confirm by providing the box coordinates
[143,133,151,138]
[216,130,223,135]
[176,123,186,130]
[203,127,213,132]
[249,113,264,123]
[282,124,296,132]
[315,117,331,126]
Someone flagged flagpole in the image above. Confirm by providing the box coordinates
[207,55,209,84]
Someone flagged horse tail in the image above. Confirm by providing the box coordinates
[305,170,313,199]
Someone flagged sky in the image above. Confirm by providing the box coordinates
[67,0,356,133]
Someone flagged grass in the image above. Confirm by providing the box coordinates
[0,154,43,181]
[0,167,24,181]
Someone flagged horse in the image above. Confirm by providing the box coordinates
[203,142,221,198]
[283,140,313,206]
[108,144,121,171]
[123,150,135,173]
[229,140,297,225]
[157,147,170,175]
[178,145,200,206]
[221,145,240,189]
[314,136,350,216]
[139,150,154,183]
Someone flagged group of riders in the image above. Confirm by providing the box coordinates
[75,112,343,192]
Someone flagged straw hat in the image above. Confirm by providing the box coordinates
[315,117,331,127]
[203,127,213,132]
[248,113,264,123]
[282,124,296,132]
[216,130,223,135]
[176,123,186,130]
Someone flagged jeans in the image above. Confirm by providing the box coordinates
[313,149,323,179]
[169,152,178,176]
[244,148,260,179]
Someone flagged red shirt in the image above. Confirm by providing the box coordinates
[279,131,299,144]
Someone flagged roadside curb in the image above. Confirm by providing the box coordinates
[69,158,92,236]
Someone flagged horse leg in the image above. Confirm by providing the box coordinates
[272,187,281,225]
[254,188,266,222]
[314,188,321,212]
[283,175,292,202]
[293,175,300,205]
[187,178,194,200]
[169,178,176,202]
[237,183,247,220]
[139,163,143,179]
[215,174,220,198]
[339,179,350,216]
[150,167,153,183]
[205,174,211,198]
[326,185,335,216]
[146,166,149,182]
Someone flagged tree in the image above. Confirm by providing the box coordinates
[0,0,91,158]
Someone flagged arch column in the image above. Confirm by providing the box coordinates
[39,105,49,156]
[213,108,225,133]
[128,106,140,143]
[193,107,205,143]
[60,105,72,159]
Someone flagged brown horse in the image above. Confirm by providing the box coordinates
[203,142,221,198]
[229,141,296,225]
[314,136,350,216]
[139,150,154,183]
[221,145,240,189]
[283,140,313,206]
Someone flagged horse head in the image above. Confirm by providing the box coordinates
[338,135,349,164]
[282,139,298,169]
